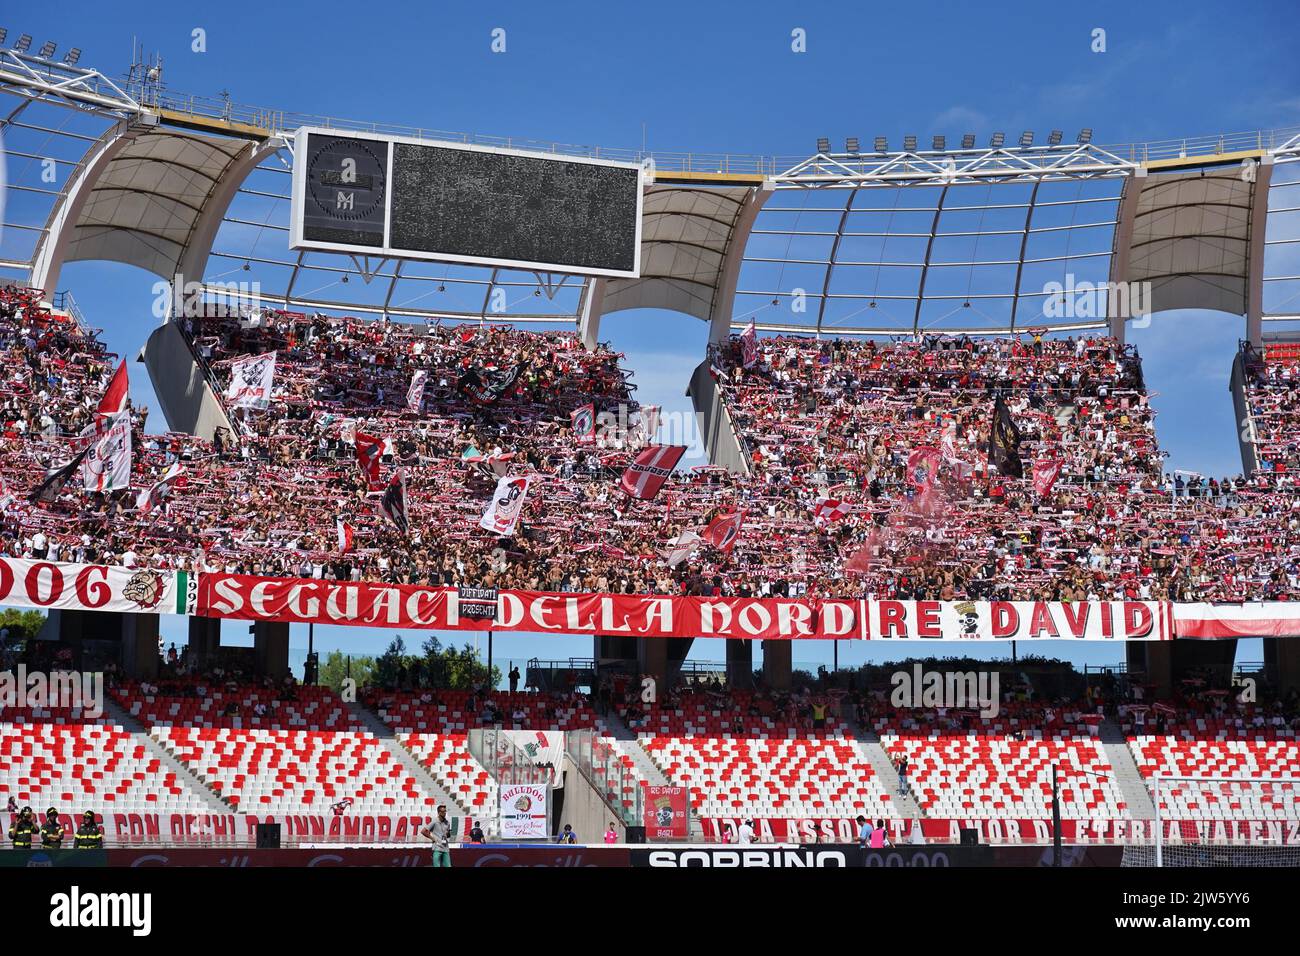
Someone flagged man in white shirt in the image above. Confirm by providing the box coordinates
[737,820,756,844]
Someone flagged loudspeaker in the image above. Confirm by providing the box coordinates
[256,822,281,849]
[624,826,646,844]
[959,828,980,847]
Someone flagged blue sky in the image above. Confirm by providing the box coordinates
[10,0,1300,672]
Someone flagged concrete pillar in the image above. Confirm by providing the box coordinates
[1266,638,1300,696]
[188,616,222,669]
[762,640,792,691]
[1127,642,1173,698]
[120,613,159,680]
[637,638,668,688]
[253,621,290,678]
[726,639,753,689]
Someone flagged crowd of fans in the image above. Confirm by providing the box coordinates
[3,281,1300,604]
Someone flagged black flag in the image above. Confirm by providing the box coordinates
[28,448,90,505]
[457,363,526,405]
[380,469,409,535]
[988,395,1024,479]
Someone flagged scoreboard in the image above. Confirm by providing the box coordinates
[289,128,643,278]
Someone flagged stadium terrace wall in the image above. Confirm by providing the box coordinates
[4,556,1300,639]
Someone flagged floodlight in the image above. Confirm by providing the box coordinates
[845,137,860,153]
[961,133,976,149]
[874,137,888,152]
[14,34,32,52]
[903,135,917,151]
[37,40,55,58]
[990,132,1005,148]
[1019,131,1033,147]
[0,30,8,45]
[816,137,831,154]
[64,48,81,65]
[1078,128,1093,144]
[932,135,945,151]
[1048,130,1063,146]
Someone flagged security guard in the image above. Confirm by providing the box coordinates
[74,811,104,850]
[8,806,38,849]
[39,808,67,849]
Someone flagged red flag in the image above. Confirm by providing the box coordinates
[571,403,596,445]
[96,360,129,417]
[740,321,758,368]
[1033,459,1064,498]
[336,519,354,555]
[702,510,745,554]
[620,445,686,500]
[354,432,385,490]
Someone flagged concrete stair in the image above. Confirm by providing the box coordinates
[104,697,231,813]
[344,700,469,816]
[1099,718,1156,820]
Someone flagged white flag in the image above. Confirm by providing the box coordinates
[82,412,132,493]
[479,475,532,536]
[664,530,701,568]
[225,351,277,409]
[136,462,186,514]
[406,370,428,412]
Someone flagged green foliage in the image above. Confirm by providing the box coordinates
[0,609,46,641]
[318,650,374,692]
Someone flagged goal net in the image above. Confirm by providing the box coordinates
[1121,776,1300,867]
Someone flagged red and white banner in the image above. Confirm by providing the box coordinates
[405,370,428,412]
[191,578,1172,641]
[1033,459,1064,498]
[0,557,193,616]
[97,811,470,846]
[499,784,549,839]
[336,519,354,555]
[813,498,851,527]
[135,462,186,515]
[225,351,276,409]
[702,510,745,554]
[479,474,531,536]
[639,405,661,444]
[354,431,385,489]
[82,412,132,492]
[644,786,689,840]
[703,816,1300,847]
[664,530,701,568]
[621,445,686,500]
[571,403,596,444]
[1174,602,1300,639]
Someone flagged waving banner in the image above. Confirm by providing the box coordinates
[479,475,532,535]
[225,351,277,409]
[82,412,132,493]
[405,370,428,412]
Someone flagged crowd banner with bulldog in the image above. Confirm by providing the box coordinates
[0,558,195,616]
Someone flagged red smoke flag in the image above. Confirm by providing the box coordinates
[845,535,878,574]
[620,445,686,500]
[354,432,385,490]
[702,510,745,554]
[740,321,758,368]
[571,403,596,445]
[96,360,129,417]
[1033,459,1064,498]
[336,519,354,555]
[812,497,852,528]
[907,447,942,490]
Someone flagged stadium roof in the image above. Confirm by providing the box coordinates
[2,48,1299,343]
